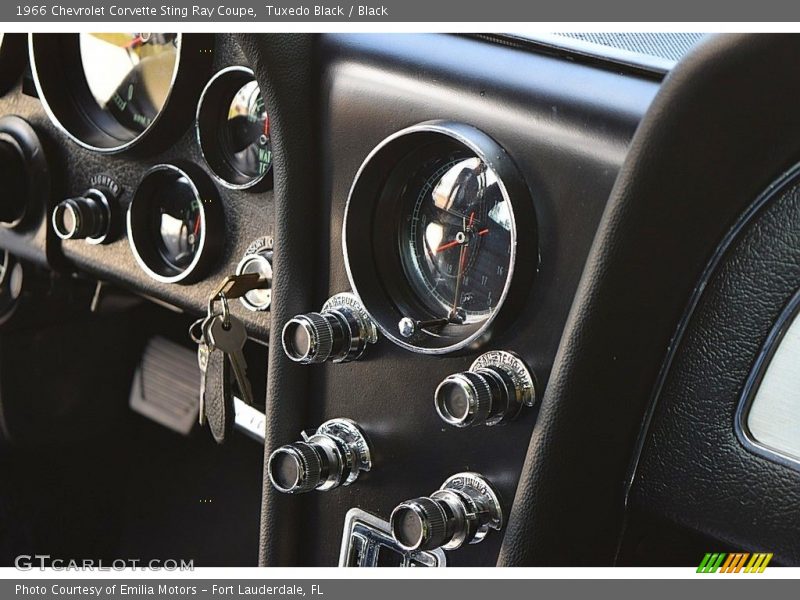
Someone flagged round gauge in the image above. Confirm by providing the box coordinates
[344,122,537,354]
[127,163,223,284]
[29,33,213,154]
[401,155,512,323]
[196,67,272,190]
[79,33,178,135]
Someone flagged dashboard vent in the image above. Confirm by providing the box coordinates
[556,33,706,64]
[505,32,708,77]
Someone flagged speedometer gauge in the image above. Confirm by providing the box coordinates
[29,33,213,154]
[79,33,178,135]
[344,121,537,354]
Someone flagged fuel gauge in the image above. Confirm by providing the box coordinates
[128,163,223,284]
[196,67,272,191]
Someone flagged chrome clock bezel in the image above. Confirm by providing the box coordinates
[342,120,537,355]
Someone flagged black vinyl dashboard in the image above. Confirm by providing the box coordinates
[1,32,799,568]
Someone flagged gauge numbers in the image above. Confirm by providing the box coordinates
[79,33,179,136]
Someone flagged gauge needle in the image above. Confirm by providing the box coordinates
[434,228,488,254]
[449,213,474,320]
[450,236,469,319]
[124,35,144,49]
[263,113,270,136]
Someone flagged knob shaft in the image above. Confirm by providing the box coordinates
[52,189,111,243]
[390,472,503,552]
[267,418,371,494]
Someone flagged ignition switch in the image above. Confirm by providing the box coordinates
[236,236,273,311]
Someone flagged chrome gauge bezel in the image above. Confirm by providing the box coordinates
[196,66,273,191]
[343,121,537,355]
[127,163,223,284]
[29,33,213,154]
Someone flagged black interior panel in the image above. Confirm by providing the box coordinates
[628,164,800,565]
[3,32,799,568]
[251,33,657,566]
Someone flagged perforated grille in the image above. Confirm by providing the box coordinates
[556,33,707,64]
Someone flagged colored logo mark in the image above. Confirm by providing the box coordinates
[697,552,773,573]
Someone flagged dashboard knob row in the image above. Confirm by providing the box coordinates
[282,300,537,428]
[266,416,504,554]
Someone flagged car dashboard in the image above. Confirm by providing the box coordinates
[1,32,799,568]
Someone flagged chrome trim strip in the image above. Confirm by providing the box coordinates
[736,289,800,469]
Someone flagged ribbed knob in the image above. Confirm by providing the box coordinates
[390,472,504,552]
[390,496,450,551]
[52,190,110,241]
[267,442,323,494]
[281,312,337,364]
[434,371,493,427]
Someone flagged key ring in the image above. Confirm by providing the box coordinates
[206,294,231,330]
[189,317,206,344]
[219,292,231,330]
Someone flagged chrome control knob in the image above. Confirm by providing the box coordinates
[52,189,112,244]
[390,472,503,552]
[282,293,378,364]
[267,418,371,494]
[434,350,536,427]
